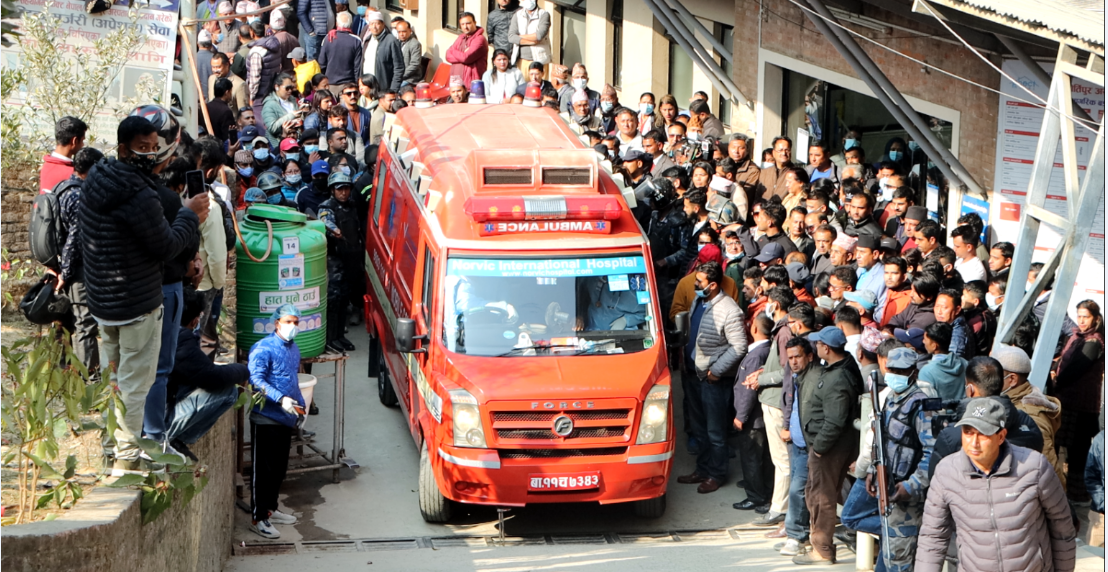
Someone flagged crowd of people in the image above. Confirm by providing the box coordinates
[30,0,1106,559]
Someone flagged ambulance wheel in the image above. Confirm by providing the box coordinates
[418,441,452,523]
[377,350,398,408]
[367,334,380,378]
[631,493,666,519]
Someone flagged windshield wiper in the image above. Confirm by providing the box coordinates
[495,344,579,357]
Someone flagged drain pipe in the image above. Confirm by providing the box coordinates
[660,0,732,64]
[642,0,746,107]
[804,0,986,199]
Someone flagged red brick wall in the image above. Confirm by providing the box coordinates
[732,0,1000,188]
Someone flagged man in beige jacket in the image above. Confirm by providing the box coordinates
[996,344,1065,487]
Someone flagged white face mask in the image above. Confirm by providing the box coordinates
[765,303,776,319]
[278,322,298,340]
[572,78,587,90]
[725,250,742,261]
[762,161,774,169]
[986,293,1001,311]
[523,0,537,10]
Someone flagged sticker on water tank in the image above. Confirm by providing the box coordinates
[282,236,300,255]
[259,286,320,312]
[253,313,322,334]
[278,254,305,290]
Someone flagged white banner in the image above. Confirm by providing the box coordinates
[989,59,1104,316]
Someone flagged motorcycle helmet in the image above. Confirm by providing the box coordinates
[128,104,180,164]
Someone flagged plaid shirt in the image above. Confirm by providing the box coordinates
[246,47,265,102]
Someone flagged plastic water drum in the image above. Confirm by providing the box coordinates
[235,205,329,358]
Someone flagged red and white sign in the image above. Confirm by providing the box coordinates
[528,472,601,491]
[479,220,613,236]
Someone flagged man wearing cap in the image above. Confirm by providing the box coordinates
[287,48,321,95]
[794,326,863,564]
[297,160,330,217]
[318,171,362,352]
[675,261,748,494]
[753,242,787,269]
[706,176,740,228]
[916,395,1073,572]
[899,206,926,252]
[843,291,878,329]
[997,345,1064,485]
[620,149,651,189]
[268,9,301,73]
[786,263,814,308]
[233,146,257,207]
[447,77,469,104]
[446,12,489,89]
[829,233,856,270]
[857,345,936,572]
[360,10,405,92]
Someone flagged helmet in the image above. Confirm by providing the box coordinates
[128,104,180,163]
[327,171,352,188]
[243,187,268,203]
[257,171,284,191]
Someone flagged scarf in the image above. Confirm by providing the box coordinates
[326,26,351,43]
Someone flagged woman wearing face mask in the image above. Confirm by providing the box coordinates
[234,149,257,209]
[482,49,523,104]
[262,73,301,147]
[879,136,911,174]
[280,159,310,203]
[247,303,306,540]
[637,92,662,135]
[303,89,335,132]
[1051,300,1105,501]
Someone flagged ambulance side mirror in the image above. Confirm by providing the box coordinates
[396,318,427,354]
[673,312,690,346]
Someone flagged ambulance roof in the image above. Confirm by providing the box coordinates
[390,104,645,248]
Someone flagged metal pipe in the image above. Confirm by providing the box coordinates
[805,0,987,199]
[659,0,732,64]
[798,1,966,196]
[996,34,1098,125]
[646,0,746,106]
[641,0,744,106]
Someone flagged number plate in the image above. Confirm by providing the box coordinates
[528,472,601,491]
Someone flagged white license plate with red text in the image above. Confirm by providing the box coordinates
[528,472,601,491]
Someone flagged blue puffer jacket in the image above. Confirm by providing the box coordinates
[248,332,304,427]
[297,0,330,36]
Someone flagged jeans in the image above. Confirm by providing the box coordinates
[99,307,163,461]
[785,443,811,541]
[145,282,183,441]
[304,33,324,61]
[196,287,221,342]
[66,281,100,382]
[687,374,732,482]
[841,477,882,535]
[166,384,239,445]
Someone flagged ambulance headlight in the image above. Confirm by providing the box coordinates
[450,389,487,448]
[636,384,670,445]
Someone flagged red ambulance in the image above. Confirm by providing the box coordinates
[363,103,674,522]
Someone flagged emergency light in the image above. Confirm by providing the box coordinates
[415,82,434,109]
[464,195,622,222]
[523,82,543,108]
[469,80,486,104]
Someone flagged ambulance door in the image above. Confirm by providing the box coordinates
[408,235,438,443]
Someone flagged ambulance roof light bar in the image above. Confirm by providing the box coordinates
[464,195,623,222]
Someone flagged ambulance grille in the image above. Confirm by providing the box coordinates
[492,411,630,422]
[541,167,591,185]
[483,168,533,185]
[496,427,627,440]
[499,447,627,459]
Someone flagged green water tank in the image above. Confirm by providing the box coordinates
[235,205,329,358]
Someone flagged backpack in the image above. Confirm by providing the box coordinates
[28,178,80,270]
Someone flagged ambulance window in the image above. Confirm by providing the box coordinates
[421,246,435,323]
[396,209,420,290]
[372,165,388,226]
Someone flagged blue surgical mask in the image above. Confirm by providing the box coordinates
[889,150,903,162]
[339,165,351,175]
[266,193,283,204]
[247,16,260,24]
[253,148,270,161]
[908,141,919,153]
[600,101,613,113]
[304,144,319,154]
[286,173,302,185]
[884,372,911,393]
[844,138,859,150]
[639,103,654,115]
[694,284,709,299]
[216,32,224,43]
[356,5,366,15]
[237,166,254,177]
[725,250,743,261]
[285,152,299,162]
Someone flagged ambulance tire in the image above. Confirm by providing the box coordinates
[631,493,666,519]
[418,441,453,523]
[378,350,399,407]
[367,334,381,378]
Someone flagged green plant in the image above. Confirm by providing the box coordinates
[0,325,115,525]
[1,247,45,309]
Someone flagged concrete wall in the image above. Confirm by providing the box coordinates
[1,413,235,572]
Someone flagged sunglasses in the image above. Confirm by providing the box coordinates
[342,90,358,96]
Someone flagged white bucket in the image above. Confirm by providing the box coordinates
[298,373,317,412]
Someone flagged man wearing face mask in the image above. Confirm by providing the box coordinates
[297,160,330,218]
[248,135,275,173]
[597,84,620,133]
[507,0,551,71]
[559,63,600,114]
[318,172,362,352]
[81,109,209,477]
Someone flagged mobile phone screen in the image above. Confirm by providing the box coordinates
[185,169,206,198]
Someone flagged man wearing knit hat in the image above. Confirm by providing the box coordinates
[830,234,857,268]
[996,344,1065,484]
[448,76,469,104]
[900,205,927,252]
[360,10,405,91]
[599,83,620,133]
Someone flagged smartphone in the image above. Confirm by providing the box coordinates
[185,169,206,198]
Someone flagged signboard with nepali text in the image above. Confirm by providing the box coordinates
[3,0,179,146]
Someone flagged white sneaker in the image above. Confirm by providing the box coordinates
[109,458,145,478]
[251,519,281,539]
[269,509,298,525]
[779,538,803,556]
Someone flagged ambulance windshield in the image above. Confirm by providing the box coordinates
[443,255,657,357]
